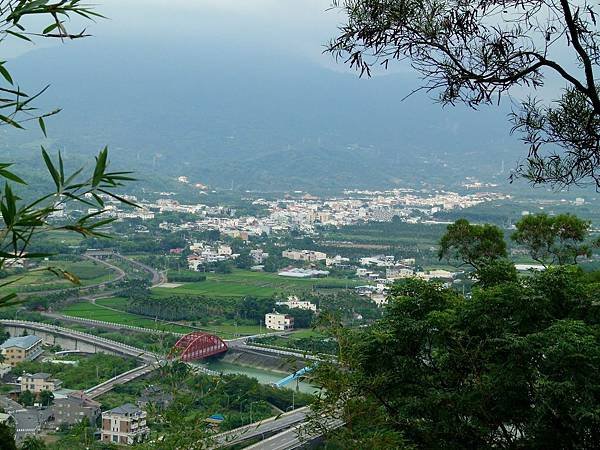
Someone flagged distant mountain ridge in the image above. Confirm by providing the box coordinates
[2,36,522,191]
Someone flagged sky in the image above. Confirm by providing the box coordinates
[8,1,347,67]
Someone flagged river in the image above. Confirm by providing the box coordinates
[195,360,320,394]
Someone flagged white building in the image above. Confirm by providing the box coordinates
[275,296,317,312]
[265,312,294,331]
[282,250,327,262]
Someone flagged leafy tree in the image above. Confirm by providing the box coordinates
[329,0,600,187]
[0,422,16,450]
[20,436,47,450]
[18,389,34,407]
[438,219,506,271]
[234,251,254,269]
[311,269,600,448]
[0,2,135,307]
[512,213,593,266]
[38,389,54,407]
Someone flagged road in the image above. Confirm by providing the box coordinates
[84,363,159,399]
[14,253,126,299]
[0,319,160,363]
[211,407,309,448]
[244,418,345,450]
[109,252,166,286]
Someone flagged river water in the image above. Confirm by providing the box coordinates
[195,360,320,394]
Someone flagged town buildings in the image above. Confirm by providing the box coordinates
[282,249,327,262]
[0,336,43,367]
[20,373,62,393]
[275,296,318,312]
[265,312,294,331]
[101,403,149,445]
[52,392,101,426]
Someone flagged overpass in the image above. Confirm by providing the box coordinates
[243,418,345,450]
[210,407,310,448]
[0,319,160,362]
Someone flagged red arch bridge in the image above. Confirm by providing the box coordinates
[170,331,228,361]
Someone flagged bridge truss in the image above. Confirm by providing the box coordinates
[170,331,228,361]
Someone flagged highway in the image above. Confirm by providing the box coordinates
[211,407,309,448]
[109,252,167,286]
[0,319,160,362]
[244,418,344,450]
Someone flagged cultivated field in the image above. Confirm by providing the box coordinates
[152,269,360,298]
[0,258,116,294]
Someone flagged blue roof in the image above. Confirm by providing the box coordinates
[0,335,41,350]
[209,414,224,421]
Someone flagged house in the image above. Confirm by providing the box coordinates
[265,312,294,331]
[101,403,149,445]
[52,392,101,425]
[250,249,269,264]
[20,373,62,393]
[0,335,43,366]
[275,295,317,312]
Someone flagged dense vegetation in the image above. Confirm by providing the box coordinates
[312,215,600,448]
[11,354,137,391]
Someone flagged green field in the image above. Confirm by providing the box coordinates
[61,301,195,334]
[152,269,360,298]
[61,299,273,338]
[0,258,116,294]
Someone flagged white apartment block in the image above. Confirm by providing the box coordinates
[275,296,317,312]
[265,312,294,331]
[282,250,327,262]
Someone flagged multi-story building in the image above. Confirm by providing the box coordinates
[101,403,149,445]
[265,312,294,331]
[52,392,101,425]
[0,335,42,366]
[275,296,317,312]
[20,373,62,393]
[282,250,327,262]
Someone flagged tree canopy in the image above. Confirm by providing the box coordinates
[311,214,600,448]
[329,0,600,188]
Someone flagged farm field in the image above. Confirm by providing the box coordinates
[152,269,360,298]
[0,258,116,294]
[94,298,273,336]
[60,301,195,334]
[61,299,273,338]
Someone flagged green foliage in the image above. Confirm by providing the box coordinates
[438,219,506,270]
[20,436,47,450]
[311,268,600,448]
[0,422,16,450]
[39,389,54,406]
[0,1,136,309]
[512,213,592,266]
[18,389,34,407]
[166,270,206,283]
[12,354,137,390]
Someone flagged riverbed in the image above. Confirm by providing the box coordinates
[196,360,320,394]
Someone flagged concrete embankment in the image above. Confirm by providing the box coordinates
[220,348,307,373]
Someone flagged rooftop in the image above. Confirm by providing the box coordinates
[0,335,41,350]
[106,403,144,416]
[28,373,51,380]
